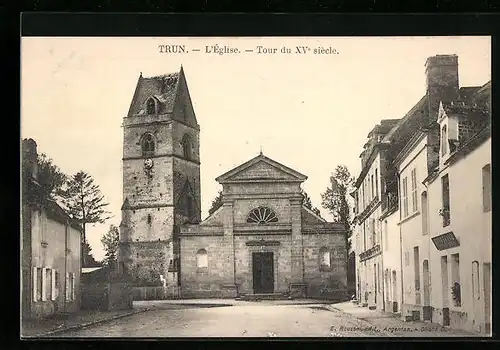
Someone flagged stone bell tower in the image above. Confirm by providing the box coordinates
[118,67,201,295]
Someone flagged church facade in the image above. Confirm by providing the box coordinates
[118,67,348,300]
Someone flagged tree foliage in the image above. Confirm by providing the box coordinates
[208,190,223,216]
[321,165,355,253]
[59,171,112,267]
[101,224,120,268]
[36,153,67,202]
[300,189,322,217]
[83,239,101,267]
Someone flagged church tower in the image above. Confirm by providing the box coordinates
[119,67,201,295]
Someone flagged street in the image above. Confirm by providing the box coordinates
[57,300,382,338]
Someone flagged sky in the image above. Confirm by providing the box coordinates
[21,36,491,261]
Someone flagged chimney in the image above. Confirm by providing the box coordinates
[22,138,39,181]
[425,55,460,122]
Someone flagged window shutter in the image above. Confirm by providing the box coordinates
[71,273,76,300]
[41,268,47,301]
[51,269,57,300]
[65,273,70,300]
[32,267,38,302]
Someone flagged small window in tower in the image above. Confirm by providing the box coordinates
[147,214,152,225]
[186,196,194,218]
[146,98,156,114]
[182,134,192,160]
[142,133,155,157]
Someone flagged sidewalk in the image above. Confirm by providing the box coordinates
[330,301,483,337]
[21,307,151,338]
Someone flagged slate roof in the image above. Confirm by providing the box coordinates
[127,70,181,117]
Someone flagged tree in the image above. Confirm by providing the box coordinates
[82,239,101,267]
[300,189,322,217]
[60,171,112,267]
[101,224,119,268]
[36,153,67,202]
[208,190,223,216]
[320,165,355,254]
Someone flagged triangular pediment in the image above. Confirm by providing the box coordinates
[216,154,307,183]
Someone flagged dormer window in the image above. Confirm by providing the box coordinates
[146,98,156,115]
[441,125,448,156]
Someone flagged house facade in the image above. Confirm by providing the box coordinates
[379,202,401,314]
[21,138,82,321]
[393,133,432,320]
[352,54,491,334]
[179,153,348,299]
[425,98,491,333]
[353,120,398,309]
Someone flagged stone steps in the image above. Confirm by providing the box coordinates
[237,293,291,301]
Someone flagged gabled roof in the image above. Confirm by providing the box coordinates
[215,153,307,184]
[126,66,198,127]
[127,70,180,117]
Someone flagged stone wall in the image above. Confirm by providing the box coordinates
[179,234,236,298]
[303,233,348,300]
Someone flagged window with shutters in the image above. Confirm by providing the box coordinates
[371,174,374,200]
[53,270,59,300]
[441,174,451,227]
[472,261,480,300]
[402,176,409,218]
[421,191,429,235]
[371,219,376,247]
[411,168,418,213]
[66,273,75,301]
[33,267,43,302]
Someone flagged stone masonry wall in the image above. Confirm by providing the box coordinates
[303,233,348,300]
[180,235,235,298]
[122,158,174,207]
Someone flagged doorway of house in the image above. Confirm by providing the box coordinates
[252,252,274,294]
[483,263,491,334]
[392,270,398,312]
[423,260,431,321]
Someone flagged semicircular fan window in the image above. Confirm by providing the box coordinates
[247,207,278,224]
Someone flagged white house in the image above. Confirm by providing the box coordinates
[353,120,399,310]
[393,132,432,321]
[425,95,491,334]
